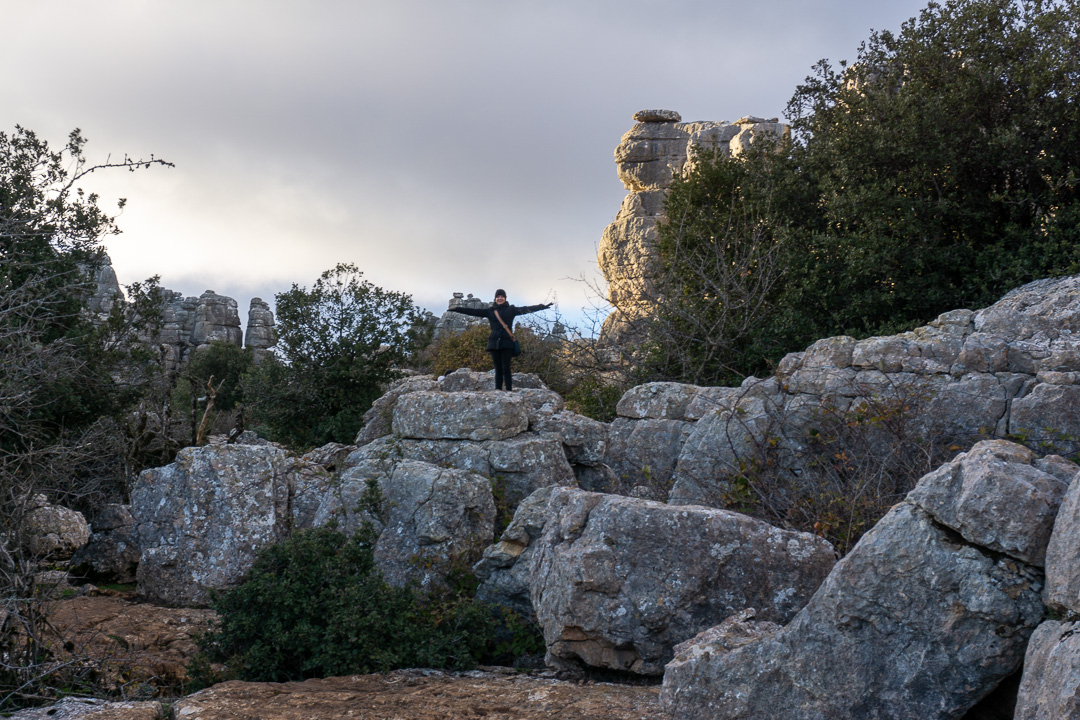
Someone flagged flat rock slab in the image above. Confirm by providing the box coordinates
[393,391,529,441]
[173,669,664,720]
[43,593,215,697]
[6,699,163,719]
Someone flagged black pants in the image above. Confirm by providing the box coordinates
[491,348,514,390]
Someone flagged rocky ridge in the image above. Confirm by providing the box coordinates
[27,274,1080,718]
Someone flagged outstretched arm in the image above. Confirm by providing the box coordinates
[519,303,553,315]
[447,306,489,317]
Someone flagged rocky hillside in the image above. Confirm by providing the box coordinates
[21,273,1080,719]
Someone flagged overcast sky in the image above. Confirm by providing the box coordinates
[4,0,929,332]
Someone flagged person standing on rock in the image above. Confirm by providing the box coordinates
[447,289,552,391]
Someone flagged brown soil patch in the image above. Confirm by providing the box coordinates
[174,669,665,720]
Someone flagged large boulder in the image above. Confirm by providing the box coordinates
[530,487,836,675]
[474,486,560,617]
[131,444,296,606]
[1044,468,1080,613]
[346,431,575,513]
[905,439,1076,566]
[661,439,1058,720]
[1014,620,1080,720]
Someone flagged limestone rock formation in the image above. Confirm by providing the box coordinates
[474,486,560,617]
[22,495,91,561]
[244,297,276,364]
[598,110,788,345]
[433,292,489,339]
[667,274,1080,508]
[142,288,256,371]
[1043,466,1080,613]
[373,460,496,589]
[530,487,836,675]
[347,429,575,514]
[661,439,1057,720]
[83,255,124,319]
[71,504,141,584]
[355,375,441,446]
[131,443,297,606]
[1014,620,1080,720]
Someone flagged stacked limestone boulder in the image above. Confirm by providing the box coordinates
[599,109,788,345]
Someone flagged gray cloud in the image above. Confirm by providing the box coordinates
[4,0,929,329]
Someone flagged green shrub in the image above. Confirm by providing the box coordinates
[193,526,496,683]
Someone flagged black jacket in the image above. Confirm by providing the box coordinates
[448,302,549,351]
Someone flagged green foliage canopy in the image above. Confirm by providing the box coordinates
[195,526,495,682]
[647,0,1080,386]
[246,263,421,449]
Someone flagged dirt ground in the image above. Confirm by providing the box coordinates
[43,593,666,720]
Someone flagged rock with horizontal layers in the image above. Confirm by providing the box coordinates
[393,391,529,441]
[1014,620,1080,720]
[346,428,576,514]
[661,452,1050,720]
[355,375,441,445]
[530,487,836,675]
[530,410,608,466]
[668,274,1080,507]
[131,444,296,606]
[599,111,788,345]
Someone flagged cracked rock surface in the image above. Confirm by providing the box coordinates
[661,439,1063,720]
[529,487,836,675]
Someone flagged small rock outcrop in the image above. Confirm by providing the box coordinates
[599,110,788,345]
[530,487,836,675]
[433,292,489,339]
[661,439,1069,720]
[21,495,91,561]
[71,504,140,584]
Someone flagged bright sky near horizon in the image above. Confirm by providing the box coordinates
[4,0,930,333]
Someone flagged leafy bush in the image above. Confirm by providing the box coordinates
[417,323,571,395]
[170,341,254,446]
[645,0,1080,386]
[244,264,421,450]
[719,385,963,555]
[193,526,498,683]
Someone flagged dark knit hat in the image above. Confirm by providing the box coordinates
[495,289,507,299]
